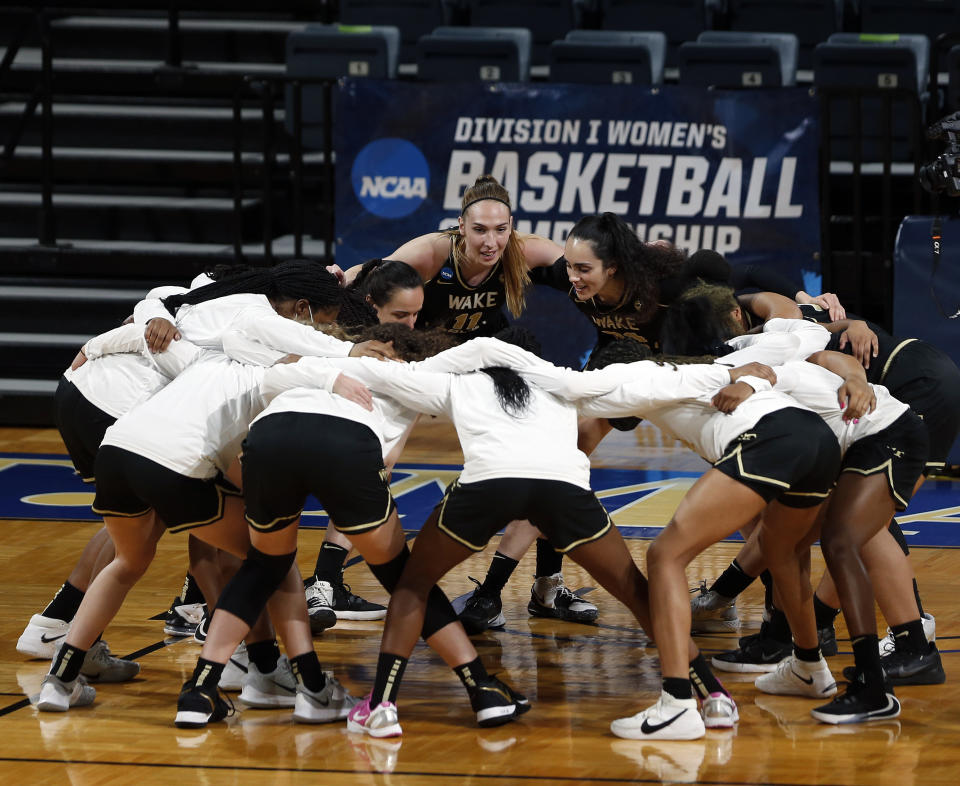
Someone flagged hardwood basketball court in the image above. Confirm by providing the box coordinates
[0,422,957,785]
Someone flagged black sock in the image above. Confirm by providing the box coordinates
[851,634,884,698]
[688,653,727,699]
[50,643,86,683]
[709,559,755,599]
[534,538,563,578]
[765,608,793,643]
[453,656,490,693]
[913,579,925,617]
[191,657,225,690]
[662,677,692,701]
[480,551,519,595]
[313,542,349,583]
[41,581,85,623]
[289,651,327,693]
[793,643,821,663]
[372,652,408,707]
[246,639,281,674]
[180,572,205,606]
[813,594,841,630]
[890,619,927,655]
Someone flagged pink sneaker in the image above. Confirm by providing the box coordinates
[347,694,402,738]
[701,691,739,728]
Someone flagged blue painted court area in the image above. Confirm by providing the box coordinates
[2,453,960,547]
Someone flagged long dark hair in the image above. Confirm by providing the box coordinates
[567,213,684,321]
[162,258,342,316]
[478,327,542,417]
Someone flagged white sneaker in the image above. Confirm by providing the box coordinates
[17,614,70,659]
[690,582,739,633]
[879,612,935,655]
[755,655,837,698]
[80,640,140,683]
[610,739,707,782]
[37,674,96,712]
[611,692,706,740]
[701,691,739,729]
[293,672,360,723]
[238,655,297,708]
[220,643,249,691]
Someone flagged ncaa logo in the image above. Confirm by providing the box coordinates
[351,138,429,219]
[439,267,454,281]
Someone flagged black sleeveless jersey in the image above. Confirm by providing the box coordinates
[798,304,910,385]
[532,256,663,354]
[419,237,508,337]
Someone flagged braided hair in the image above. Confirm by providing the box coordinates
[567,213,685,321]
[162,258,342,316]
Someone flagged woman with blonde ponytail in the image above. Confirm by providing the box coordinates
[347,174,562,336]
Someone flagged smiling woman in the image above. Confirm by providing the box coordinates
[347,174,563,337]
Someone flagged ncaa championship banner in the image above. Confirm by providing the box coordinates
[334,79,820,284]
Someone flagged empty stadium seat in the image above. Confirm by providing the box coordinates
[462,0,588,65]
[678,31,798,87]
[860,0,960,68]
[596,0,722,66]
[338,0,454,62]
[814,32,930,160]
[417,26,531,81]
[726,0,844,70]
[548,30,666,84]
[285,24,400,148]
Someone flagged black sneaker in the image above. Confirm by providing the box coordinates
[819,625,839,657]
[712,631,791,673]
[459,578,506,635]
[163,600,205,637]
[843,642,946,686]
[811,675,900,725]
[468,675,524,728]
[307,576,386,621]
[174,681,235,729]
[528,573,598,623]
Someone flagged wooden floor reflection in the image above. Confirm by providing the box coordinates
[0,424,957,785]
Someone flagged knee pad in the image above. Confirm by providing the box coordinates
[368,544,411,594]
[888,519,910,556]
[216,547,296,628]
[367,544,458,639]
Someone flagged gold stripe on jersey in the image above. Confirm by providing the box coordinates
[91,504,153,518]
[166,485,230,533]
[558,509,613,553]
[333,493,395,534]
[245,510,302,531]
[436,481,487,552]
[841,459,909,509]
[879,338,917,384]
[713,444,791,489]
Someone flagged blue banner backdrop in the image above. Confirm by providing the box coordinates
[334,80,821,284]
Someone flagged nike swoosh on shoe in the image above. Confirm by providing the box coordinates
[40,633,66,644]
[271,680,297,694]
[640,710,687,735]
